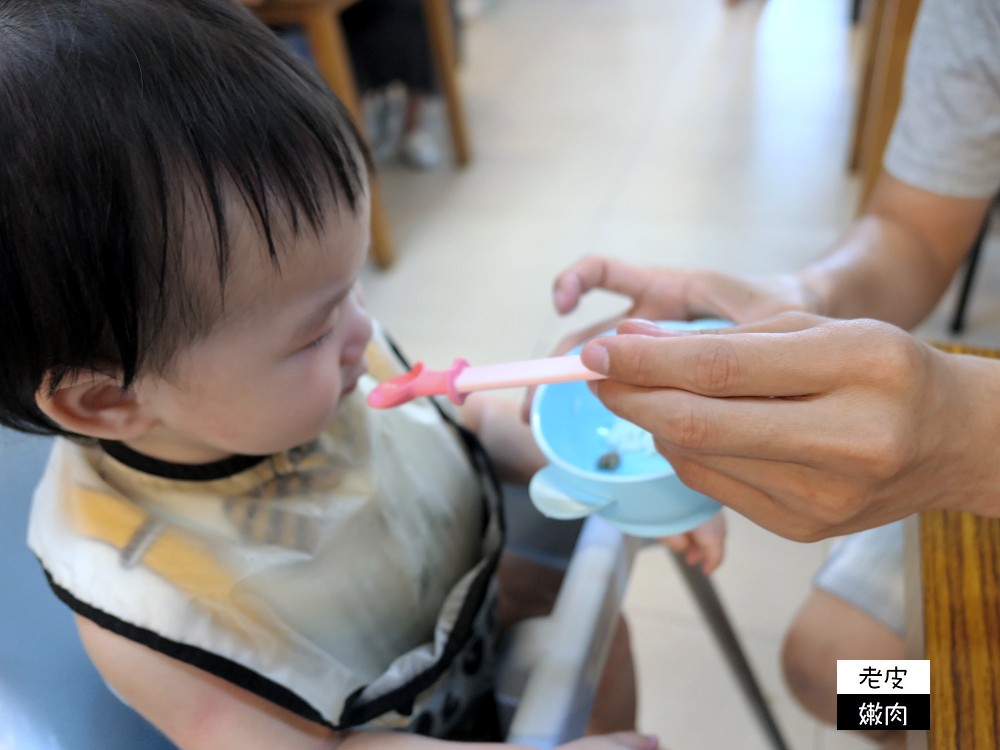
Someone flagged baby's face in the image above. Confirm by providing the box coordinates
[127,196,373,463]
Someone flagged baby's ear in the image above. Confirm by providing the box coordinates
[35,371,157,440]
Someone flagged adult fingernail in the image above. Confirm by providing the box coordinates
[553,286,569,311]
[582,342,609,374]
[622,319,689,337]
[619,318,660,334]
[644,734,660,750]
[552,277,579,313]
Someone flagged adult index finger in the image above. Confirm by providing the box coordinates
[581,320,850,398]
[553,256,661,315]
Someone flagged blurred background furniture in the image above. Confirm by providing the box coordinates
[251,0,473,269]
[847,0,922,210]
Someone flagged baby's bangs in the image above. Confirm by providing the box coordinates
[144,25,370,282]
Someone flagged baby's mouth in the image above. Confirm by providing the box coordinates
[341,364,368,396]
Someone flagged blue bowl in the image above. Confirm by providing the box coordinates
[529,320,726,537]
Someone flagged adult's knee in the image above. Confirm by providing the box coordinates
[781,590,906,726]
[781,611,838,724]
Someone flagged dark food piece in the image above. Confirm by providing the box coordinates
[596,450,620,471]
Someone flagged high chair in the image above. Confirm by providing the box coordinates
[499,488,792,750]
[497,512,641,745]
[0,430,789,749]
[0,431,618,749]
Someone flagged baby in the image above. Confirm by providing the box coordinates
[0,1,717,748]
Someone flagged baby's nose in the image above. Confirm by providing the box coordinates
[342,317,373,366]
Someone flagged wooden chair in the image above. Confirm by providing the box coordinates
[251,0,473,269]
[847,0,922,210]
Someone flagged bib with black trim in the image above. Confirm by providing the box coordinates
[28,329,504,736]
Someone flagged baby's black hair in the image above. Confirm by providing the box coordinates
[0,0,371,436]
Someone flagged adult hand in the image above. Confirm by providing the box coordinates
[580,313,1000,541]
[521,256,818,421]
[551,255,818,346]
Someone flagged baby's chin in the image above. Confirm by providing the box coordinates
[246,416,339,458]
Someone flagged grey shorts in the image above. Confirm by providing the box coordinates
[814,520,906,635]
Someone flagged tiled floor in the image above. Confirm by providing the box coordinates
[359,0,998,748]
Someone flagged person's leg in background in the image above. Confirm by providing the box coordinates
[341,0,459,169]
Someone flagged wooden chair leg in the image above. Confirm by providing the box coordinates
[302,7,396,268]
[421,0,471,166]
[847,0,885,173]
[856,0,921,213]
[366,181,395,269]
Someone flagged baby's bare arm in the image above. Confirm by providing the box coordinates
[78,617,655,750]
[459,394,546,485]
[77,616,346,750]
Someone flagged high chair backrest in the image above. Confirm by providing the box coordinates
[0,430,175,749]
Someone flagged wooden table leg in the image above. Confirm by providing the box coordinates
[302,6,396,268]
[421,0,471,166]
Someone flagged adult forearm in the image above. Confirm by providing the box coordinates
[796,173,991,329]
[797,214,953,328]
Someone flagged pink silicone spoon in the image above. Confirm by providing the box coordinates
[367,355,606,409]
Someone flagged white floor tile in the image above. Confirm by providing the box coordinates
[625,511,829,641]
[625,608,817,750]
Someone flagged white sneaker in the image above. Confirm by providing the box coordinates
[400,129,444,170]
[362,91,405,161]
